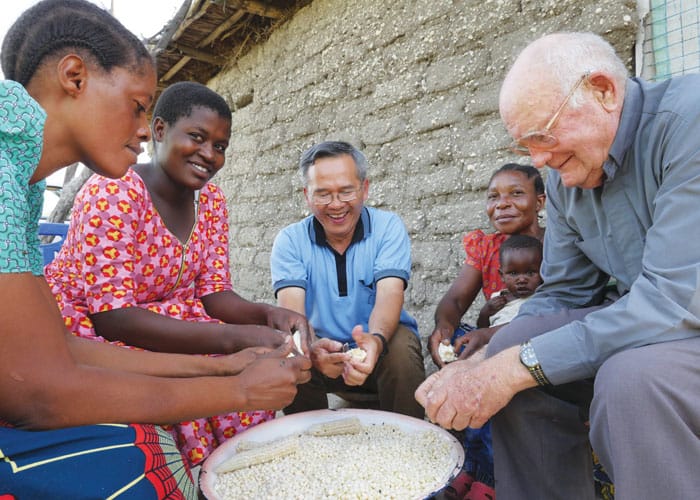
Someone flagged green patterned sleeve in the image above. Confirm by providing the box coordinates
[0,80,47,275]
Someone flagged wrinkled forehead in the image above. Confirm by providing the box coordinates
[499,65,562,137]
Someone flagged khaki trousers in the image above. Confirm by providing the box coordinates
[284,324,426,419]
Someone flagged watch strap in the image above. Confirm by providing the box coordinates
[520,341,550,386]
[372,333,388,358]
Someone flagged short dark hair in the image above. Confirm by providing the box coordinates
[499,234,543,265]
[490,163,545,195]
[299,141,368,186]
[152,81,232,128]
[1,0,153,86]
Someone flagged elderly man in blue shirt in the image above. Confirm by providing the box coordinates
[417,32,700,499]
[271,141,425,418]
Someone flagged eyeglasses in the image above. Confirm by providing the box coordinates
[310,188,360,205]
[509,73,589,156]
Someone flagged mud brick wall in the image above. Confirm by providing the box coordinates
[208,0,637,370]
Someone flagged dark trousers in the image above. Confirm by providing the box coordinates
[284,324,426,419]
[486,306,700,499]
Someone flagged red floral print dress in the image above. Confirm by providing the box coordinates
[462,229,508,300]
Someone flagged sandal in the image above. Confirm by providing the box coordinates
[439,470,475,500]
[465,481,495,500]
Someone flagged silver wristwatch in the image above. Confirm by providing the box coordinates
[519,340,550,386]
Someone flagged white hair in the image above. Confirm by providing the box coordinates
[510,32,629,108]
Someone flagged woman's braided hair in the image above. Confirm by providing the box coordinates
[1,0,153,86]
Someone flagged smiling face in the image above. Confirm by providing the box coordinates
[499,33,627,189]
[152,105,231,190]
[486,170,544,236]
[304,154,369,252]
[499,35,623,190]
[501,86,614,189]
[499,247,543,299]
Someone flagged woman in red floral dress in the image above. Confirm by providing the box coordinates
[428,163,546,365]
[426,163,545,500]
[45,81,309,467]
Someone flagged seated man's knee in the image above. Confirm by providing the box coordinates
[589,346,662,465]
[486,322,521,357]
[592,345,660,415]
[386,326,423,360]
[379,326,424,381]
[487,308,593,358]
[486,314,547,356]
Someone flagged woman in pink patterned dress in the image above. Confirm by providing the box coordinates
[45,82,310,467]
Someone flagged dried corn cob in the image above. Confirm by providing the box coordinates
[346,347,367,361]
[293,331,303,354]
[305,417,363,437]
[235,440,265,452]
[287,331,303,357]
[215,436,299,473]
[438,342,457,363]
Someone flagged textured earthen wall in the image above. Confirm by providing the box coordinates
[208,0,637,370]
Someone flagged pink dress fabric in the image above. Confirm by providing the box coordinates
[45,169,274,467]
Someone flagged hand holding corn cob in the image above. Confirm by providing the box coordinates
[263,305,312,351]
[342,326,379,386]
[220,346,279,375]
[438,341,457,363]
[234,342,312,410]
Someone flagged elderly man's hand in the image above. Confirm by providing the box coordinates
[415,346,536,430]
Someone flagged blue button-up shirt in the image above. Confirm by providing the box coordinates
[519,75,700,384]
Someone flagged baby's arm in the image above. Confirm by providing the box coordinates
[476,293,508,328]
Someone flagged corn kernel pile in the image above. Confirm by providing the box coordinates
[213,420,456,499]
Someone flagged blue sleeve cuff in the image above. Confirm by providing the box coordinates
[375,269,409,289]
[273,279,306,297]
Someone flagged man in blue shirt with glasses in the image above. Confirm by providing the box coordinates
[271,141,425,418]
